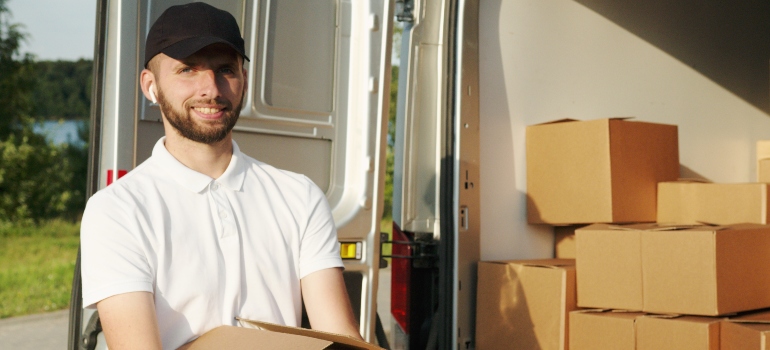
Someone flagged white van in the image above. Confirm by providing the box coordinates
[68,1,770,349]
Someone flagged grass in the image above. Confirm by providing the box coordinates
[0,219,80,319]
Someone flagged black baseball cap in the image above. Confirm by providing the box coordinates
[144,2,250,68]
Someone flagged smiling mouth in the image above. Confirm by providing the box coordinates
[193,107,225,115]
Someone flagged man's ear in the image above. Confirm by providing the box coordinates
[242,67,248,94]
[140,69,157,104]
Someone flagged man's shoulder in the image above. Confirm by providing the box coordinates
[86,159,162,206]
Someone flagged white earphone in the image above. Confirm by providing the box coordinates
[149,83,158,104]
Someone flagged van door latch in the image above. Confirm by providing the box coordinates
[395,0,414,22]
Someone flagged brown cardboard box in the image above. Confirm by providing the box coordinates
[759,159,770,183]
[575,223,648,311]
[721,309,770,349]
[569,310,644,350]
[578,223,770,315]
[555,225,585,259]
[186,320,383,350]
[526,118,679,225]
[475,259,577,350]
[657,181,770,225]
[642,224,770,315]
[758,141,770,182]
[636,315,720,350]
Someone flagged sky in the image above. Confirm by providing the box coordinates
[7,0,96,60]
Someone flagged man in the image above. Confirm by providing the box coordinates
[80,3,361,349]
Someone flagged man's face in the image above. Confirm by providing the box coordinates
[151,44,246,144]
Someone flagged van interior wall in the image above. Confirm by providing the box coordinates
[477,0,770,260]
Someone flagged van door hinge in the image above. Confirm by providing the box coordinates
[380,233,438,268]
[395,0,414,22]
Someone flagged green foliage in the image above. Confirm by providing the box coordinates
[0,219,80,318]
[381,24,403,221]
[383,65,399,220]
[0,0,36,136]
[0,2,89,224]
[0,127,84,224]
[33,59,93,120]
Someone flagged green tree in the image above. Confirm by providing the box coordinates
[0,0,86,224]
[0,130,77,224]
[33,59,92,120]
[382,24,403,220]
[0,0,35,136]
[382,65,398,220]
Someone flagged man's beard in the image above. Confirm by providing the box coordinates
[156,87,242,144]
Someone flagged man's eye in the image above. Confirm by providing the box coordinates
[179,67,193,73]
[219,67,235,74]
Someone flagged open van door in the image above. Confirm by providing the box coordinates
[389,0,480,349]
[68,0,394,348]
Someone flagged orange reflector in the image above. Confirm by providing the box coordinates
[340,242,362,259]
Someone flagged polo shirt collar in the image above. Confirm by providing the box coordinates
[217,141,246,191]
[151,137,246,193]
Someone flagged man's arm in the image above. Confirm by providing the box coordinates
[301,267,364,340]
[96,291,163,350]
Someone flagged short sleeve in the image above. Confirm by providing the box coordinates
[298,177,344,278]
[80,191,154,308]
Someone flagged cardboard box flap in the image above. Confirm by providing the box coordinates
[718,223,770,230]
[600,223,746,233]
[605,223,699,232]
[572,309,644,316]
[485,258,575,268]
[237,318,383,350]
[521,263,576,270]
[531,118,579,125]
[694,220,721,226]
[644,314,684,320]
[186,325,334,350]
[532,117,635,127]
[574,309,613,314]
[728,319,770,325]
[728,309,770,324]
[666,178,712,183]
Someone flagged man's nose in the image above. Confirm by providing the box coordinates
[197,70,220,97]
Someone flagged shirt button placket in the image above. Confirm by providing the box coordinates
[209,181,241,323]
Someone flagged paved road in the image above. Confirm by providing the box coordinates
[0,268,393,349]
[0,310,69,349]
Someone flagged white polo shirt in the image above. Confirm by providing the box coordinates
[80,137,343,349]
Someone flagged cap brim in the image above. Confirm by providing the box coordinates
[161,36,250,63]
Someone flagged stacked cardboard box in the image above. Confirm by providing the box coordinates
[635,315,721,350]
[721,309,770,349]
[758,141,770,183]
[488,118,676,349]
[495,118,770,349]
[570,190,770,347]
[657,181,770,225]
[554,225,584,259]
[475,260,577,350]
[569,311,722,350]
[576,223,770,315]
[569,310,643,350]
[526,118,679,225]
